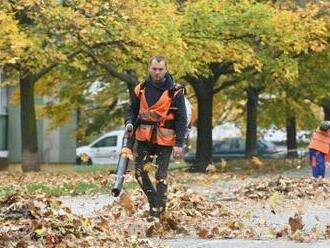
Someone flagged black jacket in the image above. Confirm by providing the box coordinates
[125,73,187,147]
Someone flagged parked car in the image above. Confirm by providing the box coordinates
[184,137,286,163]
[76,130,125,165]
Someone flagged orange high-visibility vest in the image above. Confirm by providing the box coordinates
[325,154,330,162]
[134,83,181,146]
[308,129,330,154]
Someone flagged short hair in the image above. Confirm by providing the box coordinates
[149,55,167,68]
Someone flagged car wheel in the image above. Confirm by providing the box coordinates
[87,158,93,165]
[76,157,82,165]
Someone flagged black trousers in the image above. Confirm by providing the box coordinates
[134,141,173,212]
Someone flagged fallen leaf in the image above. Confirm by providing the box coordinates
[289,230,305,242]
[143,162,155,173]
[146,225,156,237]
[197,228,208,238]
[250,156,263,167]
[206,164,216,174]
[166,216,179,230]
[82,217,91,227]
[225,220,243,230]
[211,226,220,236]
[289,213,304,233]
[315,215,320,222]
[325,224,330,239]
[112,211,121,220]
[275,226,289,238]
[119,192,135,215]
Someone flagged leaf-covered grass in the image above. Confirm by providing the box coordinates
[0,157,308,200]
[73,164,116,173]
[0,161,187,198]
[0,177,140,199]
[213,157,309,175]
[24,181,108,196]
[73,161,189,173]
[122,181,139,190]
[0,186,16,200]
[23,181,139,197]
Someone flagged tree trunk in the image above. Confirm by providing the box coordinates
[286,116,298,158]
[322,104,330,121]
[188,76,215,172]
[245,87,258,157]
[184,62,235,172]
[20,77,39,172]
[194,94,213,171]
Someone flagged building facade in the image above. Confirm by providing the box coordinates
[0,74,8,159]
[0,74,76,164]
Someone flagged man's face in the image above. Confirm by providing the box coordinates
[149,59,167,83]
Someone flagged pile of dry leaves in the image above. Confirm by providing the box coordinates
[0,193,145,247]
[238,176,330,200]
[99,184,258,241]
[2,170,330,246]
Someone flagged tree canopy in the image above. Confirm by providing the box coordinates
[0,0,329,171]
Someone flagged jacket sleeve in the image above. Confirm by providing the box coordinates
[125,93,140,126]
[173,91,187,147]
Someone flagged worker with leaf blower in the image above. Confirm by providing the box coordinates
[308,120,330,178]
[124,55,187,220]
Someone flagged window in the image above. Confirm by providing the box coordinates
[213,144,222,153]
[257,140,267,149]
[219,139,231,150]
[232,138,245,150]
[0,73,8,114]
[92,136,117,148]
[213,139,231,153]
[231,139,241,149]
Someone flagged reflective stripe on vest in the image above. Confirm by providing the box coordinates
[156,127,175,146]
[134,83,180,146]
[308,129,330,154]
[139,112,161,121]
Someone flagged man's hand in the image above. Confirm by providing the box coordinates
[125,123,134,137]
[172,146,184,158]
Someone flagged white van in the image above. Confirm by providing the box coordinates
[76,130,125,165]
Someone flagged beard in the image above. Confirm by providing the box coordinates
[151,75,165,84]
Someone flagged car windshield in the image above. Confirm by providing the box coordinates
[92,136,117,148]
[212,139,232,152]
[258,140,277,151]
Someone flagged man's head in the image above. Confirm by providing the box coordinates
[320,120,330,131]
[148,55,167,83]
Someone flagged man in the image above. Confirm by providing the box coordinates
[125,55,187,219]
[308,121,330,178]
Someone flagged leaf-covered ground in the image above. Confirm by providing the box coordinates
[1,165,330,247]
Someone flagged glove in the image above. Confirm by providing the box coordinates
[125,123,134,136]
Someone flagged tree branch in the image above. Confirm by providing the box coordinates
[182,74,201,88]
[30,40,115,82]
[183,33,254,42]
[213,78,242,95]
[30,48,83,82]
[79,38,137,87]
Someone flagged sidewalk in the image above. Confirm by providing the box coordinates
[59,166,330,248]
[165,239,330,248]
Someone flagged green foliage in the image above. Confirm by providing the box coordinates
[1,0,330,157]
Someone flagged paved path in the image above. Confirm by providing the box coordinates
[59,166,330,248]
[59,194,114,216]
[165,239,330,248]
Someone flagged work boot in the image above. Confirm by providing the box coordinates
[146,207,160,222]
[158,203,167,219]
